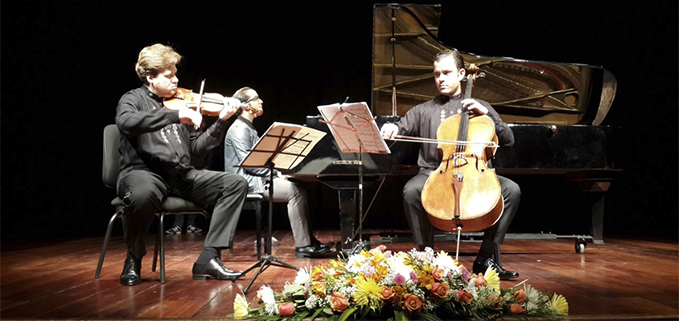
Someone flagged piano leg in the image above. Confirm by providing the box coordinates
[574,179,610,245]
[590,193,605,245]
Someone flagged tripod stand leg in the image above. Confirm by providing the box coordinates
[270,256,300,271]
[243,256,270,294]
[242,165,300,295]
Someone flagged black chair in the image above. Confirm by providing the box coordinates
[95,124,209,284]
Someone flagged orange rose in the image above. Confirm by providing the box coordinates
[329,292,349,312]
[431,266,446,281]
[278,302,295,317]
[510,303,525,314]
[381,287,395,302]
[457,290,474,305]
[403,294,423,314]
[486,295,502,305]
[431,282,450,299]
[514,289,527,302]
[475,274,487,287]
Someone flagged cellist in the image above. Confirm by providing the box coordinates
[380,49,521,280]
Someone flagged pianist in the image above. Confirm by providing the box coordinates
[380,49,521,280]
[223,87,334,258]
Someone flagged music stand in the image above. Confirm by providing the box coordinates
[317,101,390,253]
[239,122,326,294]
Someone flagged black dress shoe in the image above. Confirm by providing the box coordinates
[473,258,519,280]
[312,238,335,251]
[120,257,142,286]
[295,244,330,258]
[192,257,243,281]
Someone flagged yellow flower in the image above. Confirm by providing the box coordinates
[484,266,500,293]
[550,293,569,316]
[329,259,344,270]
[353,277,384,312]
[417,271,435,290]
[233,293,249,319]
[312,281,327,297]
[311,265,325,281]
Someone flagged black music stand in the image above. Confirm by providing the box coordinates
[239,122,325,294]
[317,102,390,254]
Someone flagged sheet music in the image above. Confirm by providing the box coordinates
[239,122,326,171]
[318,102,390,154]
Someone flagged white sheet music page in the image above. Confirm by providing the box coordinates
[317,102,390,154]
[239,122,326,171]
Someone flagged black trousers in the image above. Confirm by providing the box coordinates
[403,170,521,248]
[117,167,248,259]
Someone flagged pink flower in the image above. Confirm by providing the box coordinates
[410,271,418,284]
[394,273,406,286]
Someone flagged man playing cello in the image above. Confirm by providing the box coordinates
[381,49,521,280]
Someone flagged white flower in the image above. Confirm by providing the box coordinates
[233,293,249,319]
[293,267,310,285]
[524,284,541,312]
[257,285,278,315]
[465,278,478,298]
[433,251,459,275]
[305,294,325,309]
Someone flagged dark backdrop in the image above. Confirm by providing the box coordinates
[2,1,677,241]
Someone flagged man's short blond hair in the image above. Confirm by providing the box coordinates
[135,44,182,84]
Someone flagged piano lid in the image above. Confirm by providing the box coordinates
[371,4,617,126]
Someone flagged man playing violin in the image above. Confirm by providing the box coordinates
[380,49,521,280]
[115,43,248,285]
[223,87,334,257]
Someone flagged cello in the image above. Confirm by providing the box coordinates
[420,64,504,232]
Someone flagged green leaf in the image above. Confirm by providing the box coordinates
[339,307,356,321]
[418,312,442,321]
[393,310,408,321]
[309,308,323,321]
[295,311,309,320]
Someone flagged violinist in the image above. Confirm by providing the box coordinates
[380,49,521,280]
[115,43,249,285]
[223,87,335,257]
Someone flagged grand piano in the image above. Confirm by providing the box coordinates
[288,4,621,253]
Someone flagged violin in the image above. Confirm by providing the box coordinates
[163,80,261,117]
[163,87,223,116]
[420,64,504,232]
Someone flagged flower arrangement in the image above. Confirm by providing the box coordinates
[232,246,568,320]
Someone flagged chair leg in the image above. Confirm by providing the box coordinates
[159,212,166,284]
[255,200,262,260]
[95,209,123,279]
[152,225,159,272]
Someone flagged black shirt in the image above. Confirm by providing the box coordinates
[392,94,514,170]
[115,86,229,176]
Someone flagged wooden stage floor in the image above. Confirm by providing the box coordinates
[1,229,677,320]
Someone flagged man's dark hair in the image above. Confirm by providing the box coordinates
[434,49,464,71]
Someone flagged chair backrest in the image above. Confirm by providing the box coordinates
[102,124,121,189]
